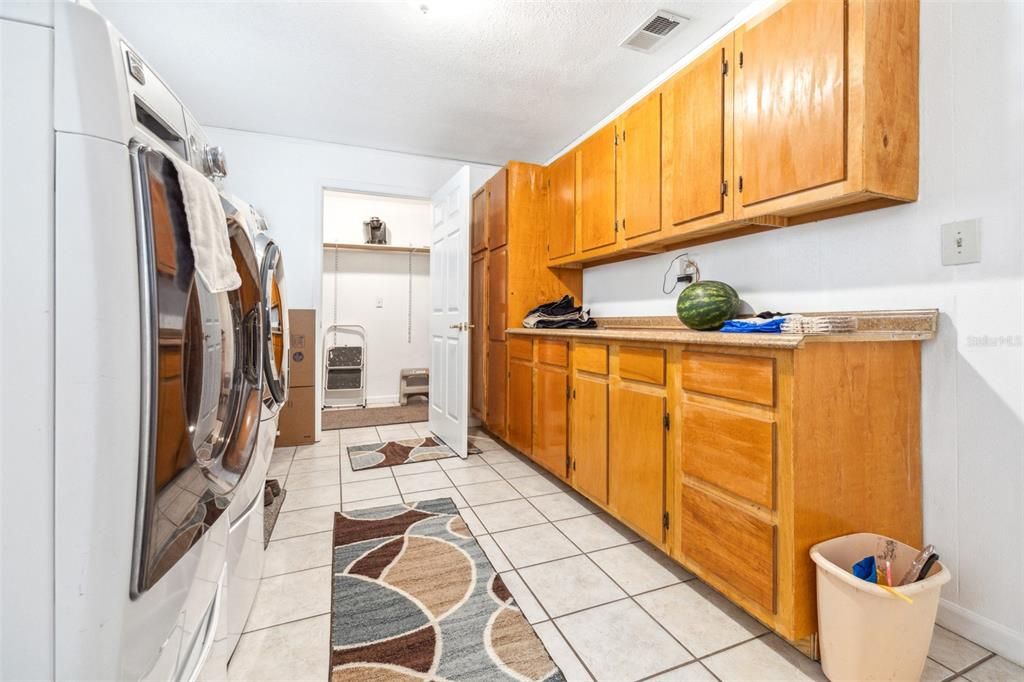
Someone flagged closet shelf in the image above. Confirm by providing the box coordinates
[323,242,430,254]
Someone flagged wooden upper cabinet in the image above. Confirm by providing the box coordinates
[578,123,617,252]
[486,167,508,250]
[616,91,662,240]
[662,36,733,230]
[471,189,487,253]
[487,246,507,342]
[736,0,846,207]
[547,151,576,261]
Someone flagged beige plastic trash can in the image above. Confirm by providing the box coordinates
[810,533,950,681]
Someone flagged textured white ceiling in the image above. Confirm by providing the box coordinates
[94,0,747,165]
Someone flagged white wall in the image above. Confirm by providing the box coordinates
[207,127,500,433]
[584,1,1024,663]
[322,192,432,404]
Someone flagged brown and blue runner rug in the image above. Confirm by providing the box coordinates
[330,498,564,681]
[347,436,483,471]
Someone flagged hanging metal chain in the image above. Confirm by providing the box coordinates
[332,244,340,347]
[407,249,413,343]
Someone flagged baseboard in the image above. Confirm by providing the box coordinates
[366,394,400,406]
[938,599,1024,666]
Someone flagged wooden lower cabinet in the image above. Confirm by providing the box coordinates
[570,373,608,504]
[498,332,924,649]
[507,350,533,455]
[485,341,507,438]
[608,382,667,545]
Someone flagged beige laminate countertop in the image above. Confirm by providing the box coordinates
[506,309,938,350]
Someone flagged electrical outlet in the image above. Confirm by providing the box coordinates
[375,297,384,308]
[941,219,980,265]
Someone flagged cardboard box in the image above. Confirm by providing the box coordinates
[275,385,316,446]
[288,308,316,389]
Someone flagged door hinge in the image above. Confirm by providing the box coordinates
[663,412,671,431]
[739,51,744,68]
[614,219,619,233]
[565,454,571,471]
[738,175,744,193]
[566,384,571,400]
[722,59,729,76]
[572,388,576,399]
[614,131,620,146]
[662,512,670,530]
[721,180,728,196]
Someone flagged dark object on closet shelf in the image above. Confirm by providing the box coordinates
[364,216,388,244]
[523,295,596,329]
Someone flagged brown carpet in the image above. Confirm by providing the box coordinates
[330,498,563,681]
[347,437,483,471]
[322,401,427,430]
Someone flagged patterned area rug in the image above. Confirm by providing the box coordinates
[330,499,564,681]
[347,437,482,471]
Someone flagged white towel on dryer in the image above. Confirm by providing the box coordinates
[171,157,241,293]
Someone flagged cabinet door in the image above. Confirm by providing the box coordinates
[470,251,487,419]
[471,188,487,253]
[533,365,568,478]
[485,340,507,437]
[487,246,507,342]
[616,92,662,240]
[571,374,608,504]
[736,0,846,207]
[508,358,533,454]
[663,37,733,228]
[578,123,617,252]
[547,151,576,260]
[486,167,508,250]
[609,384,666,541]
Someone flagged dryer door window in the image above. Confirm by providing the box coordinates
[259,241,288,408]
[132,147,263,594]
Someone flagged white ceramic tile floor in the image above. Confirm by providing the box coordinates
[240,425,1002,682]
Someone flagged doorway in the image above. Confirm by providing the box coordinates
[320,189,431,436]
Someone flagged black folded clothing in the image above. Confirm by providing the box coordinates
[523,295,597,329]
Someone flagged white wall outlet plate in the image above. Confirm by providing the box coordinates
[941,219,980,265]
[375,297,384,308]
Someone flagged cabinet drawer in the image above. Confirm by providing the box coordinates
[681,484,775,613]
[681,351,774,406]
[509,336,533,361]
[619,346,665,385]
[681,403,774,508]
[574,342,608,375]
[537,339,569,367]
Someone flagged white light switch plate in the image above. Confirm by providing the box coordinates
[941,219,980,265]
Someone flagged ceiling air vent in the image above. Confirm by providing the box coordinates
[620,10,689,53]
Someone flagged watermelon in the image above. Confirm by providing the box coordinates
[676,281,740,330]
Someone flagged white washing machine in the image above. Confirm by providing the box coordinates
[51,2,263,679]
[217,195,290,661]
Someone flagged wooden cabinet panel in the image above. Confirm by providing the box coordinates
[508,357,533,455]
[574,342,608,375]
[571,374,608,504]
[681,351,774,406]
[617,92,662,240]
[682,402,775,509]
[471,188,487,253]
[487,246,507,342]
[737,0,846,207]
[578,123,617,252]
[547,151,576,260]
[486,168,508,249]
[534,364,568,478]
[619,346,666,386]
[509,336,533,362]
[609,384,666,541]
[486,340,507,437]
[470,251,487,419]
[536,339,569,367]
[663,37,732,228]
[681,483,775,613]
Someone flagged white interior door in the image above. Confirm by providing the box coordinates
[428,166,471,456]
